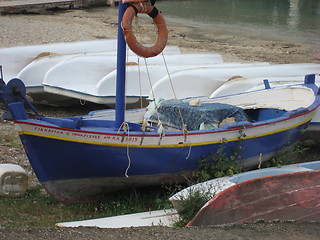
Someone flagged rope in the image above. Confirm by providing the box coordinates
[125,141,132,178]
[79,99,86,106]
[161,53,189,136]
[117,122,128,133]
[137,57,146,123]
[117,122,131,177]
[186,142,192,160]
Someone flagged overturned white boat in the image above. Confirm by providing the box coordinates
[0,39,118,81]
[1,39,182,81]
[1,40,181,106]
[20,53,223,104]
[150,63,320,100]
[42,62,267,106]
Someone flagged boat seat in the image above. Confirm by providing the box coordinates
[284,107,308,117]
[39,116,82,129]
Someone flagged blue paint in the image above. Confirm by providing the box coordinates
[18,119,308,183]
[115,2,127,129]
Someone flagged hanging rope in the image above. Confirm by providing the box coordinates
[142,58,165,137]
[160,53,189,136]
[79,99,86,106]
[117,122,132,177]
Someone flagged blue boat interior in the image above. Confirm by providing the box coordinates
[38,116,155,132]
[229,168,296,183]
[227,160,320,184]
[7,101,308,133]
[299,161,320,170]
[244,108,286,121]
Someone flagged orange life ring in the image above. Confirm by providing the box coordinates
[121,2,168,58]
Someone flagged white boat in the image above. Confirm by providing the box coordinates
[56,209,178,228]
[43,62,268,105]
[0,39,117,81]
[18,53,223,103]
[0,39,181,82]
[210,74,320,98]
[150,63,320,100]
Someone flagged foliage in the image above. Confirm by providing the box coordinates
[173,190,210,227]
[261,142,309,169]
[173,131,247,227]
[0,129,22,148]
[192,133,246,183]
[0,185,171,228]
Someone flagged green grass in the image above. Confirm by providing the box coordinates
[0,185,171,228]
[0,131,22,148]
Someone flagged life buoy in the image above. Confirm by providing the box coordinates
[121,2,168,58]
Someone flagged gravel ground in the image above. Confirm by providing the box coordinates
[1,222,320,240]
[0,5,320,239]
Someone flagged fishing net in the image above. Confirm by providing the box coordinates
[148,99,251,131]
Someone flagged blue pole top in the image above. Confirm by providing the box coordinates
[115,2,127,129]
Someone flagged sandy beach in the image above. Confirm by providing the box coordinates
[1,6,319,63]
[0,5,320,239]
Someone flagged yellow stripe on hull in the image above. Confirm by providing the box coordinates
[17,113,313,148]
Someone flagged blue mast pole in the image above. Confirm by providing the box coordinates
[115,1,126,129]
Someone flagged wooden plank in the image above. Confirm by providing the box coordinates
[0,0,107,13]
[0,0,78,13]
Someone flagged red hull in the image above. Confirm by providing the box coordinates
[187,170,320,226]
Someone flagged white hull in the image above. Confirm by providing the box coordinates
[151,63,320,100]
[43,63,268,105]
[56,209,178,228]
[20,53,222,104]
[210,75,320,98]
[1,39,117,81]
[1,39,181,81]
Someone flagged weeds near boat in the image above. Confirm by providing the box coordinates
[0,185,171,228]
[172,190,211,227]
[0,123,22,149]
[192,130,247,183]
[262,143,309,169]
[172,137,244,227]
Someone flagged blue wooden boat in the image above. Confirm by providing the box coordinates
[0,1,320,202]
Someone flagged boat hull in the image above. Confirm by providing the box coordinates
[15,107,313,202]
[187,170,320,226]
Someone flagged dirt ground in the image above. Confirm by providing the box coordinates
[0,222,320,240]
[0,5,320,240]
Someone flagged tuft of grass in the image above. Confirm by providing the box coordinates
[173,190,210,227]
[0,131,22,148]
[0,185,171,228]
[261,143,310,169]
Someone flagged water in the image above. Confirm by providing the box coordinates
[155,0,320,47]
